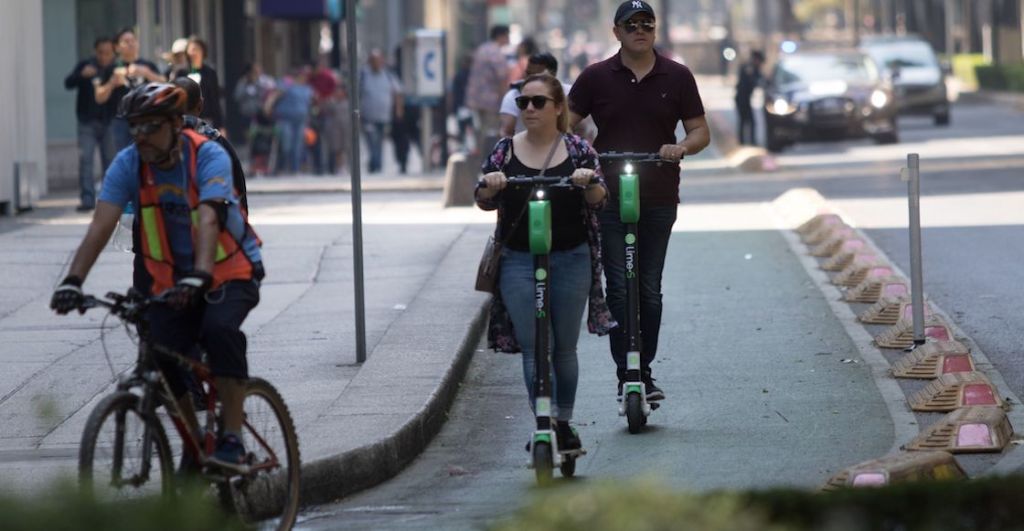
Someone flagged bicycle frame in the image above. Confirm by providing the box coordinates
[85,291,282,481]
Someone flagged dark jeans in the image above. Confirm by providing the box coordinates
[736,99,756,146]
[276,118,307,173]
[362,120,386,173]
[599,205,678,376]
[145,280,260,397]
[77,119,114,208]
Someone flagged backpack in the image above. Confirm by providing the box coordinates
[184,115,249,213]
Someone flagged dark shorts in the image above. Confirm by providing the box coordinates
[145,279,260,396]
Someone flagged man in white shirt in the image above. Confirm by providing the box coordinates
[498,52,572,138]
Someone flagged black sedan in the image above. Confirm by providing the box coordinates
[764,51,899,152]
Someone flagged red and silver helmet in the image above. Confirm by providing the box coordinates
[117,83,187,120]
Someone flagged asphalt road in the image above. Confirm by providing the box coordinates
[296,95,1024,529]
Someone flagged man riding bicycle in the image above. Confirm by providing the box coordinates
[50,82,264,471]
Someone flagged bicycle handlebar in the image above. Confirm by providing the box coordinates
[80,289,169,323]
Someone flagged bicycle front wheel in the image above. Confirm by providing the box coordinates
[219,377,301,530]
[79,391,174,501]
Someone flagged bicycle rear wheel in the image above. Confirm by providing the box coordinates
[218,377,301,530]
[79,391,174,501]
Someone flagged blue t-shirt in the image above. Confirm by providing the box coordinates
[99,138,262,275]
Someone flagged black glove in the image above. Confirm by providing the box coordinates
[166,271,213,310]
[51,276,84,315]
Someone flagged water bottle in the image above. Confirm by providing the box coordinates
[111,201,134,253]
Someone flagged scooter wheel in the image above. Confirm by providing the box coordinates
[625,394,643,434]
[533,442,553,485]
[560,454,576,478]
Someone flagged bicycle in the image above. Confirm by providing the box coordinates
[75,288,301,530]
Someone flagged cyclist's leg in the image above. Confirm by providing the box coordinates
[146,300,202,431]
[198,280,260,437]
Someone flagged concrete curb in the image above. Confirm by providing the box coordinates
[297,224,490,506]
[706,108,774,172]
[246,176,444,195]
[771,188,1024,473]
[957,90,1024,110]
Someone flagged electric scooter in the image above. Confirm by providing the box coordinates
[598,152,676,434]
[484,174,593,484]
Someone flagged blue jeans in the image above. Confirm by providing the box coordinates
[499,243,590,421]
[77,119,115,208]
[362,120,386,173]
[276,118,307,173]
[107,117,132,154]
[599,205,678,376]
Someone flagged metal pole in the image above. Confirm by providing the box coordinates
[906,153,926,345]
[347,0,368,363]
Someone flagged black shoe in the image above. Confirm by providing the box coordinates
[208,434,247,472]
[643,373,665,401]
[556,421,581,451]
[616,380,624,402]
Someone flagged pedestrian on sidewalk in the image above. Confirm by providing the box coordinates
[498,52,570,137]
[184,36,225,132]
[359,49,402,174]
[95,28,165,152]
[735,50,765,146]
[268,67,314,174]
[162,38,190,80]
[568,0,711,401]
[465,25,511,154]
[390,46,421,174]
[476,73,613,452]
[65,36,117,211]
[50,82,264,470]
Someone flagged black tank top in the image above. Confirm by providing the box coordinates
[500,148,587,252]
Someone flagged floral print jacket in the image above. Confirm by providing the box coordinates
[475,134,618,353]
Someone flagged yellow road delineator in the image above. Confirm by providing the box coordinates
[822,246,872,272]
[860,298,930,326]
[796,212,843,236]
[803,222,851,246]
[908,371,1006,412]
[811,234,863,258]
[822,451,966,490]
[904,406,1014,453]
[875,314,954,349]
[833,261,892,288]
[891,340,975,379]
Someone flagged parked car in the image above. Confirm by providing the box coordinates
[859,35,950,126]
[764,50,899,152]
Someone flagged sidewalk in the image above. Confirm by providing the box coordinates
[0,184,492,504]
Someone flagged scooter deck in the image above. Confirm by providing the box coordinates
[559,448,587,457]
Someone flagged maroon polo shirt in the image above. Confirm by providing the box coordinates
[569,51,705,207]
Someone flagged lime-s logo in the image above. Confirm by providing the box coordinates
[625,233,637,278]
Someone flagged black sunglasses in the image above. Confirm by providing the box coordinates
[128,119,168,137]
[621,21,656,34]
[514,95,556,110]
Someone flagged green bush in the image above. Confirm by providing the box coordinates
[975,64,1024,92]
[949,53,988,90]
[493,475,1024,531]
[0,480,246,531]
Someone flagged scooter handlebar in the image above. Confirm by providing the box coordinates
[597,152,675,162]
[480,175,600,188]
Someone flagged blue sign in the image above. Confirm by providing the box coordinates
[423,50,437,81]
[260,0,344,20]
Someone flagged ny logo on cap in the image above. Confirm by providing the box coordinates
[632,0,644,7]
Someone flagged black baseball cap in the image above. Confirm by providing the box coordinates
[614,0,655,24]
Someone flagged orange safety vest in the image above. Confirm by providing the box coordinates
[137,129,260,295]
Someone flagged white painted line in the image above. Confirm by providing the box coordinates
[764,201,919,456]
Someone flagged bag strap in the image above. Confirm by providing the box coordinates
[498,135,563,242]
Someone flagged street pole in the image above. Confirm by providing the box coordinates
[903,154,926,345]
[660,0,670,50]
[346,0,368,363]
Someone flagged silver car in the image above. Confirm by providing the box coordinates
[860,36,950,125]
